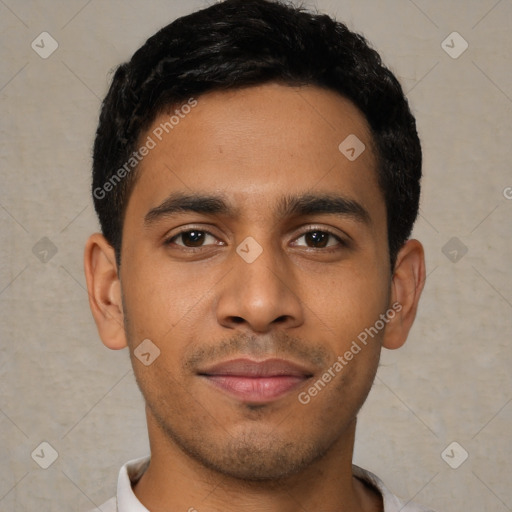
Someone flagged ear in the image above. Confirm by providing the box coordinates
[382,239,426,350]
[84,233,127,350]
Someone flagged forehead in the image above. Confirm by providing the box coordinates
[126,83,383,225]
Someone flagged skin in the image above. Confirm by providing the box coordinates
[84,83,425,512]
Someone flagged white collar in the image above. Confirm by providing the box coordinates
[116,456,151,512]
[104,455,433,512]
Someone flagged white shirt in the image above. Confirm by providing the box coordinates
[93,456,436,512]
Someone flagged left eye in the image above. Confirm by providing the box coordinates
[293,230,342,249]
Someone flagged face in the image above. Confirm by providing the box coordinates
[119,83,392,480]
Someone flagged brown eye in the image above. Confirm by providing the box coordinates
[294,230,343,249]
[167,230,217,248]
[304,231,330,248]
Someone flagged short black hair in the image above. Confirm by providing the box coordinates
[92,0,421,270]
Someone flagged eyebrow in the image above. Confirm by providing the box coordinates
[144,191,371,227]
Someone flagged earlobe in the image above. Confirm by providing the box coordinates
[83,233,127,350]
[382,239,426,350]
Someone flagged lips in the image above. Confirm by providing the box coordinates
[198,358,314,403]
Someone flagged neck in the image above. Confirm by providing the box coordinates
[133,409,382,512]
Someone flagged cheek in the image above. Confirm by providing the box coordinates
[120,250,213,340]
[303,262,390,346]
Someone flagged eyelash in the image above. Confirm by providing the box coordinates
[164,226,348,252]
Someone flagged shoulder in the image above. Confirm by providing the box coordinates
[87,456,150,512]
[352,465,438,512]
[87,496,116,512]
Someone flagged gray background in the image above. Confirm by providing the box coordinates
[1,0,511,510]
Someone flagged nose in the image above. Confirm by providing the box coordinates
[215,242,304,333]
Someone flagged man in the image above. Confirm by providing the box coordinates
[84,0,432,510]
